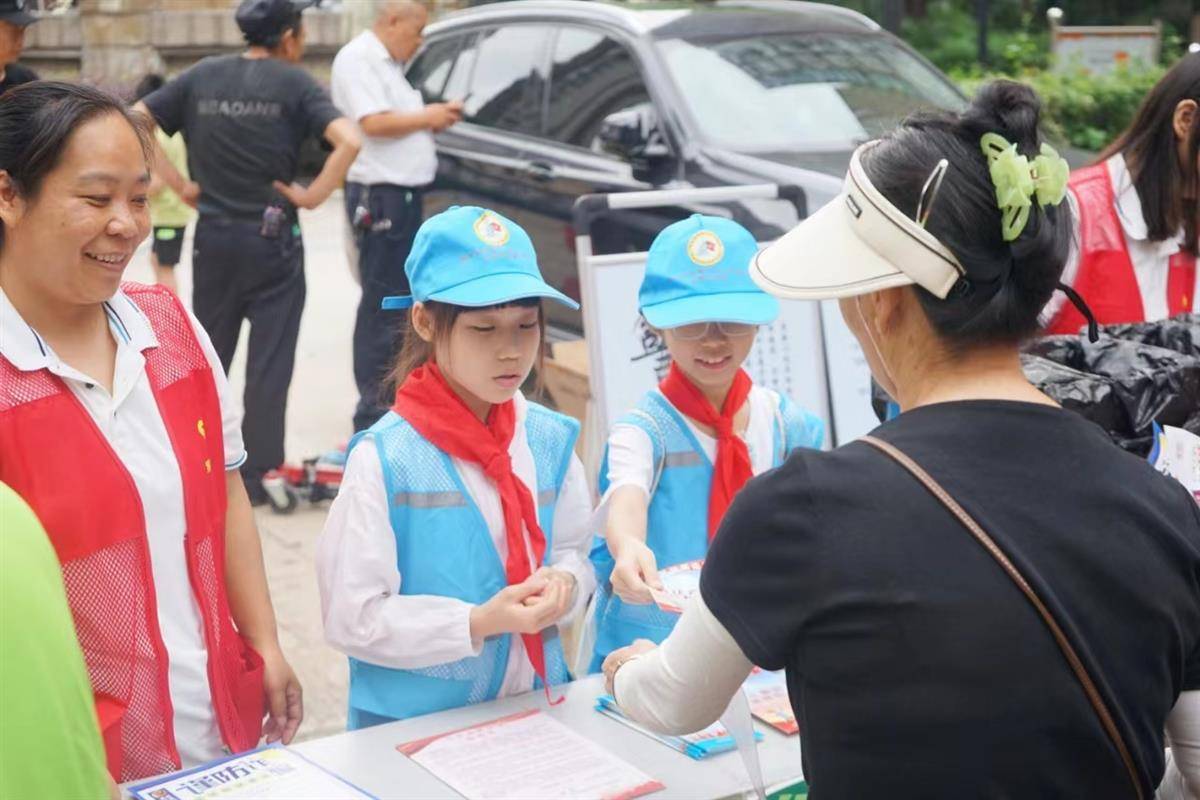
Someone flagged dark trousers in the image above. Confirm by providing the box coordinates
[344,182,424,432]
[193,215,306,477]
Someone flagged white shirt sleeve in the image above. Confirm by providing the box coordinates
[603,423,656,501]
[1158,691,1200,799]
[316,439,482,670]
[613,593,754,734]
[1039,187,1082,327]
[547,454,597,623]
[183,307,245,470]
[332,45,394,123]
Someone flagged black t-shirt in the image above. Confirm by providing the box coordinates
[143,55,340,219]
[0,63,38,97]
[702,401,1200,799]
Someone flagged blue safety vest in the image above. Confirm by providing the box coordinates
[588,389,823,672]
[346,402,578,728]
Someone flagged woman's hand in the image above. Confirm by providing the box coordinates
[602,639,658,696]
[259,643,303,745]
[610,535,662,605]
[469,574,572,640]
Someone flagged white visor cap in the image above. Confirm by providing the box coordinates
[751,141,966,301]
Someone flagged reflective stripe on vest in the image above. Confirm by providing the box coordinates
[345,403,578,724]
[0,283,264,781]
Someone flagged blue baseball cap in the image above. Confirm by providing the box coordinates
[381,206,579,311]
[639,215,779,329]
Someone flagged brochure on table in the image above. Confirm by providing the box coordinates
[127,745,376,800]
[397,709,664,800]
[595,694,761,759]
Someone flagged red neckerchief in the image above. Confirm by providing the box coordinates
[658,362,754,540]
[392,363,560,702]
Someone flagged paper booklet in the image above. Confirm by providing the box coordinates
[595,694,761,759]
[743,669,798,735]
[648,559,704,614]
[127,745,376,800]
[397,709,664,800]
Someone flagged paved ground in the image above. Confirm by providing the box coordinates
[127,196,358,740]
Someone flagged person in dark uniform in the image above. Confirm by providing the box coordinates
[0,0,38,97]
[331,0,462,432]
[135,0,361,503]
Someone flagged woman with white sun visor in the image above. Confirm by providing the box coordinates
[599,80,1200,799]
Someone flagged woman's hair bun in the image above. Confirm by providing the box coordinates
[961,79,1045,154]
[858,79,1072,349]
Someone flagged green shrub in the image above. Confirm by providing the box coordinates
[957,65,1166,152]
[900,0,1050,76]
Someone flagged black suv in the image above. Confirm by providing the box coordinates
[407,0,966,332]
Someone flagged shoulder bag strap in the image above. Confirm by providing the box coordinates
[860,435,1144,800]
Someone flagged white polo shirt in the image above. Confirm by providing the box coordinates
[332,29,437,188]
[0,286,246,767]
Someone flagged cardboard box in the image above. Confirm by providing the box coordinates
[542,339,590,429]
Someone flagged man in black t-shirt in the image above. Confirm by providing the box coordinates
[0,0,38,97]
[137,0,360,503]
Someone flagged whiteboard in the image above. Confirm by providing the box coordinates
[579,248,878,472]
[1051,26,1160,74]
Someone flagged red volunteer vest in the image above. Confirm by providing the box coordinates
[1046,163,1196,335]
[0,283,263,781]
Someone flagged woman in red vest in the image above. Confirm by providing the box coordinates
[1044,53,1198,334]
[0,82,302,781]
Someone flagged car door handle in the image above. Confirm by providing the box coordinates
[524,161,555,182]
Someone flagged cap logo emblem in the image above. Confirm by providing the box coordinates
[15,0,24,9]
[686,230,723,267]
[845,194,862,219]
[473,212,510,247]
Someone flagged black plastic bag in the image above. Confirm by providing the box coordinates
[1098,313,1200,358]
[1025,334,1200,455]
[1020,354,1127,437]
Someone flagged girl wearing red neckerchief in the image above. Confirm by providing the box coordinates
[587,215,825,673]
[316,206,595,728]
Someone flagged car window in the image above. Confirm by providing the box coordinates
[460,25,552,135]
[442,32,479,105]
[545,27,652,151]
[405,36,465,103]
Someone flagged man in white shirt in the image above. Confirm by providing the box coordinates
[331,0,462,432]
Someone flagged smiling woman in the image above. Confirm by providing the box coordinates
[0,82,304,783]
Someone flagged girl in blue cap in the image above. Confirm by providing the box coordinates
[588,215,824,672]
[316,206,596,728]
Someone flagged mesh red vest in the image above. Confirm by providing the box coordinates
[0,283,264,781]
[1046,163,1196,335]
